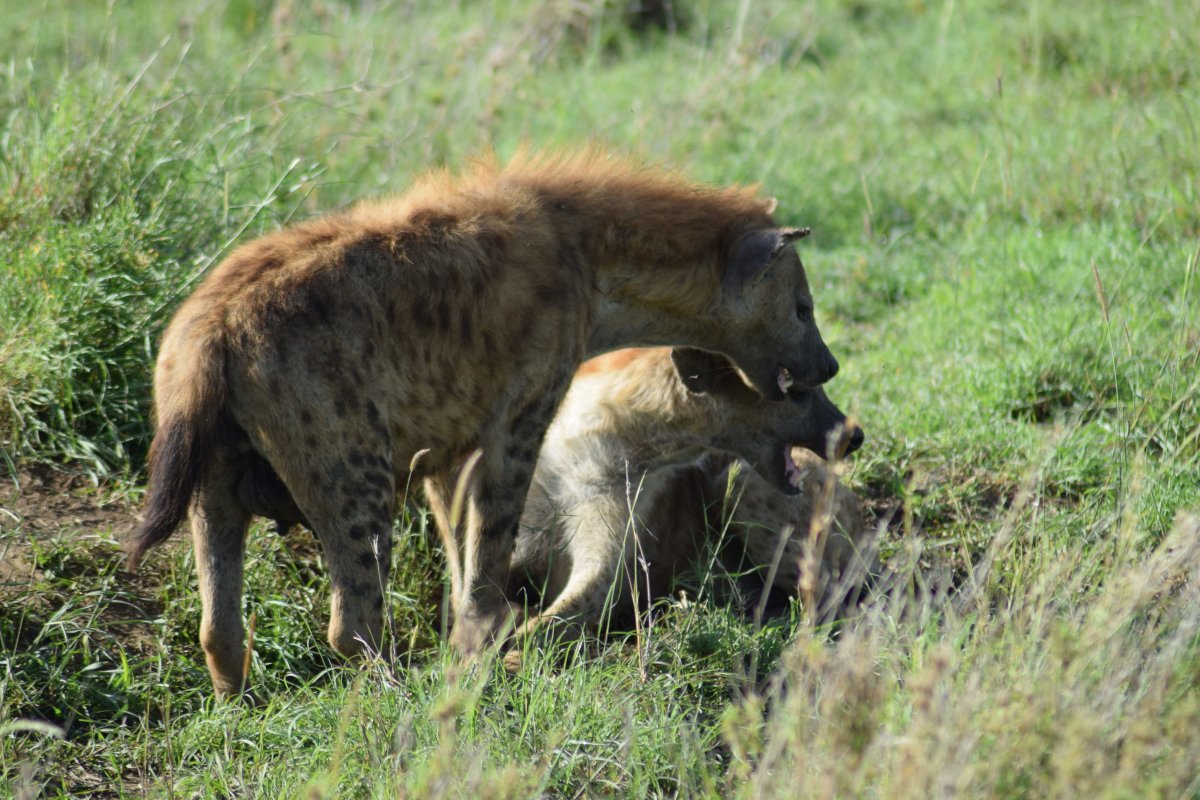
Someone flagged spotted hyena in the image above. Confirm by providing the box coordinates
[125,149,842,698]
[509,347,868,648]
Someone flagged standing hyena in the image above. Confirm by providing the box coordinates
[124,148,842,698]
[510,347,866,648]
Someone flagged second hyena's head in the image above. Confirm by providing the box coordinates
[710,227,841,400]
[670,347,863,495]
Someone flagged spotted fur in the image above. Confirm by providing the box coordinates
[125,148,841,698]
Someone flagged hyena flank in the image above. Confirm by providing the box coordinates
[125,149,842,698]
[509,347,867,650]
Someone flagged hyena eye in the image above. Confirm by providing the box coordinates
[795,300,814,321]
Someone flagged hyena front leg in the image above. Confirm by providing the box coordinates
[190,451,253,700]
[449,388,568,655]
[515,503,628,644]
[449,452,539,656]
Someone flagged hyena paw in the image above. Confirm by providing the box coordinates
[449,600,523,656]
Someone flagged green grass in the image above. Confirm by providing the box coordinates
[2,0,1199,796]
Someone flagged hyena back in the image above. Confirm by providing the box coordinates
[126,149,841,698]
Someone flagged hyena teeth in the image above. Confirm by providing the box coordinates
[777,367,795,393]
[784,445,807,489]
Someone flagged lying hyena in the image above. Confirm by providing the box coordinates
[509,347,867,648]
[125,149,842,698]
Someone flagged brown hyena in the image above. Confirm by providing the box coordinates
[124,148,842,698]
[508,347,867,650]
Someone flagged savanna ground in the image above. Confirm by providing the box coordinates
[2,0,1199,796]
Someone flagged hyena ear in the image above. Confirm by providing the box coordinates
[724,227,812,293]
[671,347,737,394]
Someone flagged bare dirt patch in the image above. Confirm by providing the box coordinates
[0,465,177,659]
[1,465,134,587]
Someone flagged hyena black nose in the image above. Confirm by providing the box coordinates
[823,353,840,382]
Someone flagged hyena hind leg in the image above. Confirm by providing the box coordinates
[190,455,254,700]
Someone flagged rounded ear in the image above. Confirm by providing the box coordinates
[670,347,736,394]
[724,227,812,294]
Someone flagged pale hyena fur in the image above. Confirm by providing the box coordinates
[509,347,867,648]
[125,148,842,699]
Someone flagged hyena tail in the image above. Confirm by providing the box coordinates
[125,336,230,571]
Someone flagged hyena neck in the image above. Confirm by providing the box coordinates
[598,353,726,458]
[509,166,774,355]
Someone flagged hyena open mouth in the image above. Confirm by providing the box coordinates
[783,422,864,490]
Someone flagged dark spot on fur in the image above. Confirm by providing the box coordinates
[411,300,433,330]
[478,229,507,262]
[474,483,496,509]
[535,280,568,306]
[349,451,368,468]
[320,349,347,385]
[294,286,333,328]
[349,523,369,540]
[364,340,376,359]
[366,401,386,435]
[359,552,377,570]
[558,241,586,273]
[514,315,536,350]
[511,393,560,442]
[363,471,391,493]
[300,409,314,425]
[435,299,453,334]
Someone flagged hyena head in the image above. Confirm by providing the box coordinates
[670,347,863,495]
[712,227,840,400]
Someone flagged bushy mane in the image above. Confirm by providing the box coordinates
[354,145,779,315]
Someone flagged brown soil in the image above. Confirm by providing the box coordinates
[0,464,179,655]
